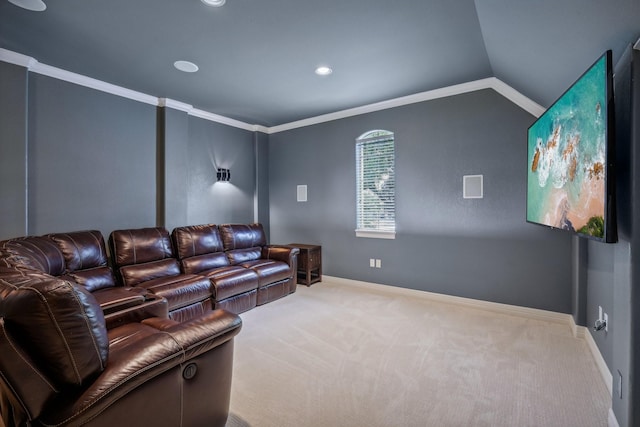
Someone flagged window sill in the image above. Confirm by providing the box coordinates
[355,230,396,239]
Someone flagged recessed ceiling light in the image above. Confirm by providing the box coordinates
[8,0,47,11]
[174,60,199,73]
[201,0,226,6]
[315,66,333,76]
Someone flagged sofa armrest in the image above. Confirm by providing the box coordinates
[261,245,299,267]
[39,311,242,426]
[104,294,169,330]
[142,309,242,360]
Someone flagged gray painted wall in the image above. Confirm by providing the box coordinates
[186,116,256,226]
[586,241,615,364]
[0,64,259,243]
[582,46,639,427]
[629,49,640,427]
[269,89,573,313]
[161,107,189,231]
[27,74,157,239]
[0,62,28,240]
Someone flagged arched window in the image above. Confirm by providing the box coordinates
[355,130,395,239]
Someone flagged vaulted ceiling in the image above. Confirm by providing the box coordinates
[1,0,638,127]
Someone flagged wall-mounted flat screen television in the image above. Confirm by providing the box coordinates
[527,50,616,243]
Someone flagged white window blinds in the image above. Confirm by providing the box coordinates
[356,130,395,238]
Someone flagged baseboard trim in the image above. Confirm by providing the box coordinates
[325,276,572,325]
[608,408,620,427]
[325,275,615,405]
[571,322,613,396]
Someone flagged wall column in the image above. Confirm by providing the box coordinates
[0,62,28,239]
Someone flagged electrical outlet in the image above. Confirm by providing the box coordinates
[369,258,375,268]
[375,259,381,268]
[604,312,609,332]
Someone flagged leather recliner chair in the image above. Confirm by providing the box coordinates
[0,272,242,427]
[108,227,214,322]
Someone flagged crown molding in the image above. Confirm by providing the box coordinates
[267,77,544,134]
[488,77,545,117]
[0,48,544,135]
[31,62,159,106]
[267,79,495,134]
[253,124,270,133]
[158,98,194,113]
[0,48,157,106]
[189,108,256,132]
[0,48,37,68]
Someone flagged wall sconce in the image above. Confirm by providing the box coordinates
[217,168,231,182]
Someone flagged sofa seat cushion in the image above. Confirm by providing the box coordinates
[61,266,116,293]
[91,287,147,315]
[239,259,291,287]
[181,252,230,275]
[137,274,211,311]
[225,247,262,265]
[107,322,161,352]
[202,266,259,301]
[119,258,181,287]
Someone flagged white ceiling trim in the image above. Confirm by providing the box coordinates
[158,99,264,132]
[0,49,159,107]
[189,108,258,132]
[0,48,543,135]
[489,78,545,118]
[267,77,544,134]
[30,62,159,106]
[158,98,193,113]
[0,48,37,68]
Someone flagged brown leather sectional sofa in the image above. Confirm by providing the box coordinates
[0,223,299,427]
[108,223,299,320]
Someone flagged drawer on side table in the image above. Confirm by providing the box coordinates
[288,244,322,286]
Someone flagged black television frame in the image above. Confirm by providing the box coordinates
[526,50,617,243]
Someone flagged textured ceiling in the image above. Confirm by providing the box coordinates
[0,0,638,127]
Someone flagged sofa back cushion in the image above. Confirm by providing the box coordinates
[2,276,108,387]
[219,224,267,250]
[0,236,66,276]
[219,224,266,264]
[109,227,175,267]
[172,224,224,259]
[172,224,229,274]
[50,230,116,292]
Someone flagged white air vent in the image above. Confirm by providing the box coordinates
[463,175,483,199]
[297,185,307,202]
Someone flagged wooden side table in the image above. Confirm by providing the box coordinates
[288,244,322,286]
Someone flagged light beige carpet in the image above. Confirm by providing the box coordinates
[226,279,610,427]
